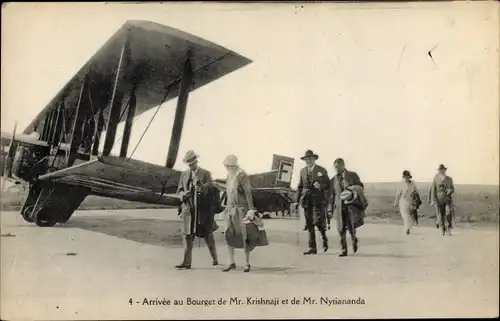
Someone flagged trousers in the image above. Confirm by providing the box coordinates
[339,207,357,252]
[436,203,453,232]
[308,226,328,250]
[304,203,328,250]
[182,233,218,265]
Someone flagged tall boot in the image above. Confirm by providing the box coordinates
[304,228,317,255]
[339,230,348,257]
[320,228,328,252]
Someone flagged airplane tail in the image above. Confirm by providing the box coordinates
[271,154,295,188]
[248,154,295,188]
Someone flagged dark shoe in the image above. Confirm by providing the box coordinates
[339,251,348,257]
[323,243,328,252]
[406,229,410,235]
[213,260,219,266]
[222,263,236,272]
[353,238,358,253]
[175,263,191,269]
[436,223,439,229]
[303,249,317,255]
[243,264,251,272]
[303,226,308,231]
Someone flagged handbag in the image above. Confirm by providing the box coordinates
[411,191,422,210]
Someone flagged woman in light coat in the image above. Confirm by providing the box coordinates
[221,154,268,273]
[394,170,419,235]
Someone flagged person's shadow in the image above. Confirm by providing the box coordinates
[348,253,417,259]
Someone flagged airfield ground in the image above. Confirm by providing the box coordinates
[1,208,498,320]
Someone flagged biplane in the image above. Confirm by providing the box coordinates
[1,20,297,227]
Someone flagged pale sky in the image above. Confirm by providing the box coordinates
[1,2,499,185]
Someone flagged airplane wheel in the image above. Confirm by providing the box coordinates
[31,186,60,227]
[34,208,58,227]
[21,205,34,223]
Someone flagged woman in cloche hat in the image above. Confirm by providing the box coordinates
[220,154,269,273]
[393,170,420,235]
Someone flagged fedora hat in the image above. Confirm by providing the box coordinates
[402,170,412,179]
[223,154,238,167]
[183,150,199,165]
[300,150,319,160]
[437,164,447,170]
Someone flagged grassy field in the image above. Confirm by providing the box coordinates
[363,182,499,226]
[1,182,498,226]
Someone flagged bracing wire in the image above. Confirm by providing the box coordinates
[113,98,140,144]
[126,72,180,162]
[106,97,131,152]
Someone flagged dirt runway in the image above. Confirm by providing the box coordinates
[1,209,498,319]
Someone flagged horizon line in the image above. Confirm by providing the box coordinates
[364,181,499,187]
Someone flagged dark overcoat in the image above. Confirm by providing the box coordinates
[296,165,330,228]
[177,167,219,238]
[328,170,367,233]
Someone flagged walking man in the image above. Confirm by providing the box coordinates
[429,164,455,236]
[175,150,219,269]
[328,158,368,257]
[296,150,331,255]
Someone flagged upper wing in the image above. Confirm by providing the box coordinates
[23,20,253,134]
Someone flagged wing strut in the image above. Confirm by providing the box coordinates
[102,36,130,156]
[165,49,194,168]
[49,104,62,148]
[67,76,88,167]
[119,86,137,157]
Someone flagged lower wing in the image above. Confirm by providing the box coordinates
[213,181,297,212]
[37,156,182,206]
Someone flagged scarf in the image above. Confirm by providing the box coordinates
[225,167,244,206]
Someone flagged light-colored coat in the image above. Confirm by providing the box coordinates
[177,167,212,236]
[225,168,255,210]
[395,180,418,231]
[223,168,268,250]
[428,174,455,205]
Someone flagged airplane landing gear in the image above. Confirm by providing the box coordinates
[20,183,89,227]
[21,205,34,223]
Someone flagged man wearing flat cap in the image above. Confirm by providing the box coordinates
[296,150,331,255]
[428,164,455,236]
[175,150,219,269]
[328,158,367,257]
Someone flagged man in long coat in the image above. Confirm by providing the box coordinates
[175,150,219,269]
[328,158,367,257]
[296,150,331,255]
[428,164,455,236]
